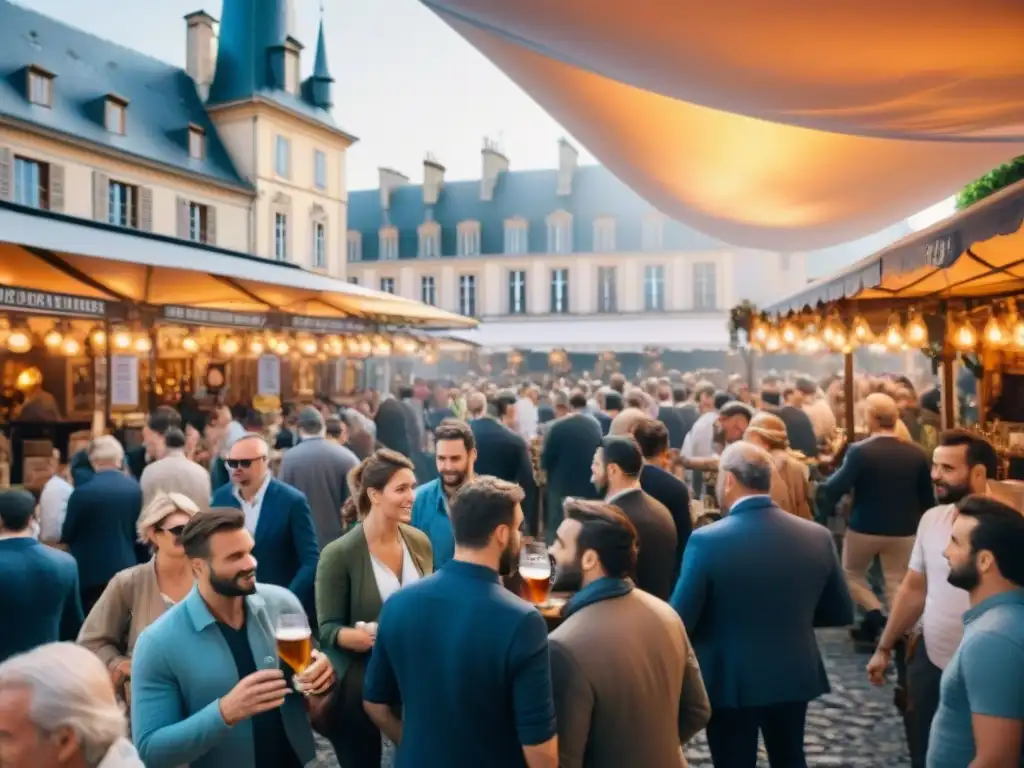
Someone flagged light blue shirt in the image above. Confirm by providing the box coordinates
[130,584,316,768]
[410,478,454,570]
[927,589,1024,768]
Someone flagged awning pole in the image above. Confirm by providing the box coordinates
[148,326,159,411]
[103,318,112,429]
[843,351,855,437]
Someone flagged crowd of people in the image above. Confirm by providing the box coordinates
[0,368,1022,768]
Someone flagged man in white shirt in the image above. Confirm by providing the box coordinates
[515,384,540,441]
[866,429,998,768]
[37,450,72,543]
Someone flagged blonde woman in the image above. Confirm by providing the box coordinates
[77,491,198,700]
[745,412,814,520]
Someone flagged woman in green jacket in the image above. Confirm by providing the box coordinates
[316,449,433,767]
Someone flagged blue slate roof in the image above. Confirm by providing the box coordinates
[208,0,340,132]
[0,0,248,189]
[348,164,722,260]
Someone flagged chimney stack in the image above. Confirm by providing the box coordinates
[480,137,509,201]
[185,11,218,101]
[379,167,409,211]
[423,154,445,206]
[556,137,578,197]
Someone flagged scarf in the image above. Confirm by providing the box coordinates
[562,576,633,620]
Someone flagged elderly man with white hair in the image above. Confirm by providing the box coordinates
[61,436,143,615]
[0,642,143,767]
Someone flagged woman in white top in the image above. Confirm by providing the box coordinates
[316,449,433,768]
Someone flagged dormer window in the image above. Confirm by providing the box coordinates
[105,95,127,135]
[457,221,481,257]
[188,125,205,160]
[642,213,665,251]
[418,221,440,259]
[504,217,528,255]
[546,210,573,254]
[379,227,398,260]
[593,217,616,253]
[26,66,53,107]
[347,231,362,262]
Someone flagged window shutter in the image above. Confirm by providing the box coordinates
[138,186,153,231]
[48,164,65,212]
[176,197,189,239]
[206,205,217,245]
[92,171,109,221]
[0,148,11,201]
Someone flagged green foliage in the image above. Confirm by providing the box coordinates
[956,156,1024,210]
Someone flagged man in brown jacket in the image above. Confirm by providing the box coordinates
[548,499,710,768]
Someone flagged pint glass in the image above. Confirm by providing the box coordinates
[275,612,312,675]
[519,542,552,605]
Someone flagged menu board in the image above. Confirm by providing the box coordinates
[110,355,139,408]
[257,354,282,396]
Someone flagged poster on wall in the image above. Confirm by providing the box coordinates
[110,355,139,408]
[257,354,281,396]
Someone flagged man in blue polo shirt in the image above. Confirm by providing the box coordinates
[928,495,1024,768]
[410,419,477,569]
[365,476,558,768]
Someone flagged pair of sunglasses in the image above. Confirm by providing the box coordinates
[226,457,265,469]
[157,524,186,538]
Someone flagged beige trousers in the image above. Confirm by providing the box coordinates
[842,531,916,612]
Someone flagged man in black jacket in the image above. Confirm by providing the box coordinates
[821,393,934,643]
[541,392,603,543]
[632,417,693,582]
[470,391,540,537]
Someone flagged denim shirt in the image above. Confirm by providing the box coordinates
[411,479,454,570]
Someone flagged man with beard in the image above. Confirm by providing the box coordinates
[591,436,676,600]
[130,508,335,768]
[364,477,558,768]
[671,442,852,768]
[927,496,1024,768]
[411,419,477,570]
[867,430,998,768]
[547,499,709,767]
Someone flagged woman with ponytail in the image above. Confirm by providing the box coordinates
[315,449,433,767]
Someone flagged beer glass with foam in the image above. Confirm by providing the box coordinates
[275,612,312,677]
[519,541,552,605]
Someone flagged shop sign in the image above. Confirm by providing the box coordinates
[285,314,369,334]
[161,305,269,329]
[0,284,107,317]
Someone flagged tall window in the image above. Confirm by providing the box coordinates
[312,221,326,268]
[27,68,52,107]
[597,266,617,313]
[314,149,327,190]
[108,181,137,228]
[347,231,362,262]
[547,212,572,254]
[188,202,208,243]
[550,268,569,314]
[380,277,395,294]
[459,274,477,317]
[593,217,616,253]
[418,223,440,259]
[105,97,126,135]
[694,262,717,310]
[188,126,205,159]
[275,135,291,178]
[274,212,288,260]
[14,157,48,209]
[504,218,528,254]
[379,227,398,260]
[457,221,481,257]
[421,275,437,306]
[642,215,665,251]
[508,270,527,315]
[643,265,665,311]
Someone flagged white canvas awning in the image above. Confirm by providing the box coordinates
[425,1,1024,250]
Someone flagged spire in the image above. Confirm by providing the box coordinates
[208,0,299,104]
[309,10,334,110]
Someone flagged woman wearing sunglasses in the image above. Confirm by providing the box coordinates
[78,491,199,706]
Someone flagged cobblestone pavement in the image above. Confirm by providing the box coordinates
[311,629,910,768]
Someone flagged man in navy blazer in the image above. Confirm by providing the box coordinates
[210,435,319,619]
[671,441,853,768]
[61,435,144,614]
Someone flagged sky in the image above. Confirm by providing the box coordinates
[17,0,956,230]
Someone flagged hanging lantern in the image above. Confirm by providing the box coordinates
[43,326,64,350]
[60,336,82,356]
[905,308,929,346]
[851,315,874,345]
[764,326,782,353]
[883,313,905,349]
[1011,306,1024,350]
[299,336,318,356]
[248,337,265,356]
[799,335,823,354]
[181,335,200,353]
[951,314,978,352]
[133,335,152,354]
[328,336,344,356]
[983,312,1009,347]
[780,317,801,348]
[372,336,392,357]
[275,338,291,355]
[825,314,848,351]
[112,327,133,351]
[357,336,373,357]
[751,317,769,345]
[90,327,107,349]
[6,325,32,354]
[219,336,240,356]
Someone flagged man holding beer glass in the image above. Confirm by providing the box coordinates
[131,508,334,768]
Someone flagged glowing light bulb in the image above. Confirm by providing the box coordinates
[983,315,1008,347]
[884,314,904,349]
[248,338,265,355]
[44,328,63,349]
[7,329,32,354]
[220,337,240,356]
[133,335,152,353]
[182,336,199,353]
[91,329,107,348]
[905,313,928,345]
[764,329,782,353]
[300,338,318,356]
[780,320,800,347]
[60,337,81,356]
[852,316,873,343]
[953,318,977,351]
[113,328,132,350]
